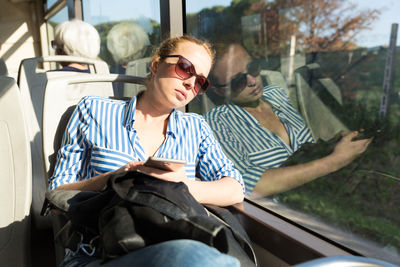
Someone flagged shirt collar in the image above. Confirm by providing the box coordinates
[225,86,283,125]
[166,109,179,138]
[123,95,178,138]
[123,96,138,131]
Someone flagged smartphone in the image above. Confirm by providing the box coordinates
[144,157,187,171]
[352,128,382,141]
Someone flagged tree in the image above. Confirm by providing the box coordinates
[277,0,380,52]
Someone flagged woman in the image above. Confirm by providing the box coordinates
[52,19,100,73]
[205,43,372,196]
[49,36,244,266]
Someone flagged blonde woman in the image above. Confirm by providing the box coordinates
[50,36,244,267]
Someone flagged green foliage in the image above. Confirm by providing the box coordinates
[190,0,399,252]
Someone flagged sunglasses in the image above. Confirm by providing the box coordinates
[213,59,261,94]
[163,55,210,95]
[51,40,60,49]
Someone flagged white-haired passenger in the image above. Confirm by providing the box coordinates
[51,19,100,73]
[106,21,150,68]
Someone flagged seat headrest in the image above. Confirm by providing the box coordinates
[0,58,8,76]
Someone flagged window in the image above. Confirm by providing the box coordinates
[186,0,400,265]
[46,0,61,10]
[82,0,161,74]
[46,6,68,56]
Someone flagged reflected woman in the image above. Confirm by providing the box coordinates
[205,43,372,197]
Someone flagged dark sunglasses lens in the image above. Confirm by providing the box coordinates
[231,73,247,93]
[247,60,261,77]
[176,58,193,79]
[195,76,209,95]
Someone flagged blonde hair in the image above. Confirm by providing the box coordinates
[106,21,150,65]
[149,35,215,80]
[54,19,100,59]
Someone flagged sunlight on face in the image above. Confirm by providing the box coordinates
[151,41,212,109]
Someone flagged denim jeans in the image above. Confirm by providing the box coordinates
[60,239,240,267]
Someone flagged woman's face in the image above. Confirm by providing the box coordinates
[212,44,263,105]
[150,41,212,108]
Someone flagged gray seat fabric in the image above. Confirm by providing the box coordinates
[260,69,300,110]
[0,58,8,76]
[41,74,145,265]
[0,77,32,267]
[124,57,151,97]
[17,56,110,229]
[294,63,348,141]
[42,74,145,183]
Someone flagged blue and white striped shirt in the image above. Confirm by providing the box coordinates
[205,85,314,193]
[49,95,244,190]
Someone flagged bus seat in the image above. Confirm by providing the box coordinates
[0,58,8,76]
[294,63,348,141]
[42,74,145,183]
[260,69,300,110]
[261,69,288,93]
[17,56,109,229]
[0,77,32,267]
[41,74,145,265]
[124,57,151,97]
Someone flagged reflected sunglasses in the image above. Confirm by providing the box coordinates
[162,55,210,95]
[213,59,261,94]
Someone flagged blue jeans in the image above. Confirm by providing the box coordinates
[60,239,240,267]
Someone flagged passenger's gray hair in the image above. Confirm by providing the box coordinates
[106,21,150,65]
[54,19,100,59]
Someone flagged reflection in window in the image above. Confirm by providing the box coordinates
[186,0,400,265]
[82,0,160,96]
[82,0,160,72]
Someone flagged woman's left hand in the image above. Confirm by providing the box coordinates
[136,165,188,183]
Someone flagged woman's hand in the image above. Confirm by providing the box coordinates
[113,161,145,176]
[135,165,243,205]
[328,131,372,171]
[136,164,188,183]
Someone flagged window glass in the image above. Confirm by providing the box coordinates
[82,0,160,72]
[186,0,400,265]
[82,0,160,96]
[46,6,68,56]
[46,0,61,10]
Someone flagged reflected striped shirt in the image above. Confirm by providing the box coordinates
[205,85,314,193]
[49,95,243,190]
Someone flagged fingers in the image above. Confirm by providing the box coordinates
[339,130,351,137]
[114,161,145,175]
[137,165,171,175]
[344,131,359,139]
[136,165,186,183]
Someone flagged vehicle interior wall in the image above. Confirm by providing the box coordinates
[0,0,43,79]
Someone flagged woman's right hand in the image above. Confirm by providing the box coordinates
[112,161,145,176]
[328,131,372,171]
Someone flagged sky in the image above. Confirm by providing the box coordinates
[349,0,400,47]
[75,0,399,48]
[186,0,400,47]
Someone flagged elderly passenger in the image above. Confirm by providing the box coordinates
[52,19,100,73]
[106,21,150,68]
